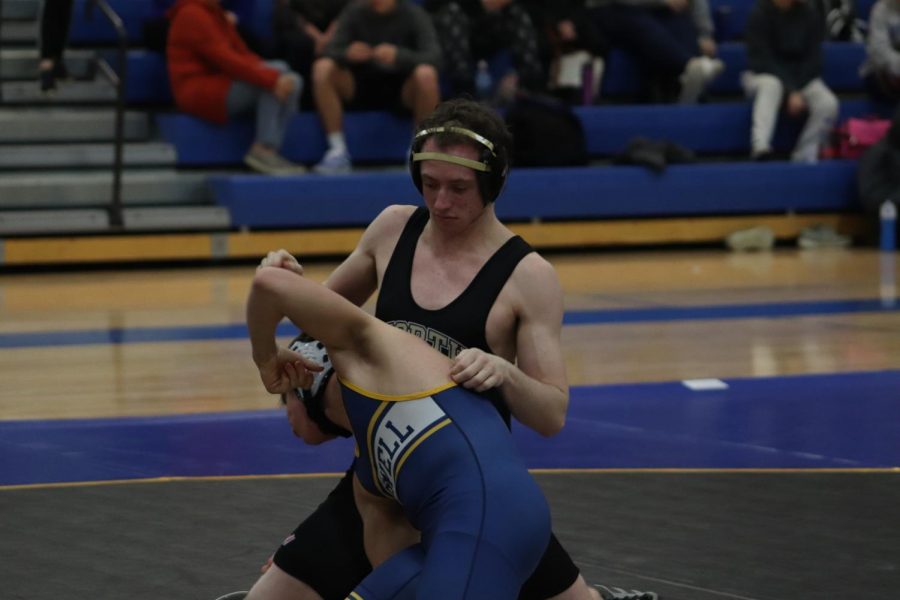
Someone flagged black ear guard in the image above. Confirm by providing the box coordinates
[409,126,508,204]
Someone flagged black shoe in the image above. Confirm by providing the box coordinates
[53,61,70,81]
[596,585,659,600]
[39,68,56,94]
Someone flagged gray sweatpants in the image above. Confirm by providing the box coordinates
[741,73,839,163]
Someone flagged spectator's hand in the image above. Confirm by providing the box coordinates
[698,36,717,57]
[482,0,511,13]
[259,249,304,276]
[449,348,511,393]
[304,23,328,54]
[786,91,806,116]
[557,20,577,42]
[373,43,398,66]
[347,41,374,63]
[273,73,297,103]
[666,0,689,12]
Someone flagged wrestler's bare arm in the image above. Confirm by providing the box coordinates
[449,253,569,436]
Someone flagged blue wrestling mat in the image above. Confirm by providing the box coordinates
[2,370,898,487]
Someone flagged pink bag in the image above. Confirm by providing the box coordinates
[834,117,892,159]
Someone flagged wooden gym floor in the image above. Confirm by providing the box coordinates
[1,247,898,598]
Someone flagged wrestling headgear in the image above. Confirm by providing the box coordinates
[285,333,351,438]
[409,126,509,205]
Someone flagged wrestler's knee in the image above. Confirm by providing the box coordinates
[245,564,323,600]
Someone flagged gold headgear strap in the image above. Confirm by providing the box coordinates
[411,126,496,172]
[411,152,490,172]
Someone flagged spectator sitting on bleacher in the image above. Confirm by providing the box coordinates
[311,0,442,175]
[166,0,305,176]
[585,0,724,103]
[860,0,900,102]
[742,0,839,162]
[272,0,351,108]
[424,0,546,101]
[521,0,609,104]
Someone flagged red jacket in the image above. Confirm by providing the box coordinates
[166,0,280,123]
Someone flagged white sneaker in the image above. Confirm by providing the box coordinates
[726,226,776,251]
[798,224,851,249]
[313,148,352,175]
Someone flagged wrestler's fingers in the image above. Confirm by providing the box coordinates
[284,361,315,389]
[260,555,274,574]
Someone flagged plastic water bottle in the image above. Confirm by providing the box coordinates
[880,199,896,253]
[475,60,492,100]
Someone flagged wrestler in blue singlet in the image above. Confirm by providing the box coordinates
[340,378,551,600]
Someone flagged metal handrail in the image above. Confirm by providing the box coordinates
[0,0,5,103]
[85,0,127,228]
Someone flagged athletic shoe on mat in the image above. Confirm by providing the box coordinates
[596,584,659,600]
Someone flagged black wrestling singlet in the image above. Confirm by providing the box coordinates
[375,207,534,421]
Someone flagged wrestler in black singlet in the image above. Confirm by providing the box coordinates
[272,207,580,599]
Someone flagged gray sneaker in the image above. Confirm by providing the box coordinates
[244,149,307,176]
[596,584,659,600]
[726,225,776,251]
[798,224,851,249]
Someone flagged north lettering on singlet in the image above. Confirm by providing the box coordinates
[371,397,450,499]
[389,320,464,358]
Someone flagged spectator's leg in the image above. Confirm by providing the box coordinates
[657,8,701,57]
[312,57,354,135]
[311,57,355,173]
[278,29,316,107]
[227,76,305,174]
[498,3,545,92]
[38,0,73,90]
[401,64,441,125]
[39,0,73,62]
[431,2,475,97]
[793,78,838,163]
[592,5,691,78]
[256,61,302,151]
[742,72,783,158]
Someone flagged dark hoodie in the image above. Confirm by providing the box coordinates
[745,0,825,92]
[166,0,280,123]
[857,106,900,214]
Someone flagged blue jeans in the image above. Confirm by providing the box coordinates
[226,60,302,150]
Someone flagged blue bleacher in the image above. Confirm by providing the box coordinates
[210,161,859,229]
[156,98,885,166]
[81,0,878,238]
[69,0,157,45]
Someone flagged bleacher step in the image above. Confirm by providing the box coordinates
[0,209,109,235]
[0,142,177,169]
[0,49,95,81]
[0,21,36,43]
[0,170,212,208]
[0,79,116,103]
[122,206,232,231]
[1,0,40,20]
[0,109,149,143]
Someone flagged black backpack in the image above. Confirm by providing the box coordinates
[504,93,588,167]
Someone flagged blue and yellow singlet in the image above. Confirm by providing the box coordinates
[340,379,551,600]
